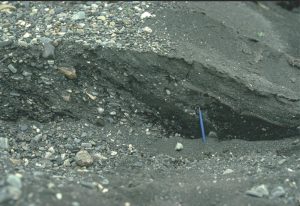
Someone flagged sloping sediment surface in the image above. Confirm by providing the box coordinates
[1,41,299,140]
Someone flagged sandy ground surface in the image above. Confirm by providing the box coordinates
[0,1,300,206]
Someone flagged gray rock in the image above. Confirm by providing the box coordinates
[81,143,92,149]
[72,202,81,206]
[81,181,97,189]
[11,74,24,81]
[271,186,285,198]
[0,40,12,48]
[74,138,81,144]
[0,138,9,149]
[18,40,28,48]
[295,193,300,205]
[208,131,218,138]
[6,174,22,189]
[40,37,52,44]
[19,124,28,131]
[42,42,55,58]
[75,150,93,167]
[33,134,43,142]
[99,176,109,185]
[278,159,287,165]
[72,11,86,21]
[223,168,234,175]
[9,92,20,97]
[8,64,17,73]
[63,159,71,167]
[0,186,22,203]
[290,77,296,83]
[246,184,269,198]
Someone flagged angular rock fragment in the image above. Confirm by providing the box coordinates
[57,66,77,80]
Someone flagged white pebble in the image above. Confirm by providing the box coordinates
[110,111,116,116]
[44,152,52,159]
[111,151,117,156]
[56,193,63,200]
[48,146,55,153]
[223,169,234,175]
[23,32,32,38]
[102,188,109,193]
[175,142,183,151]
[246,184,269,197]
[97,107,104,114]
[142,27,152,33]
[141,11,153,19]
[124,202,131,206]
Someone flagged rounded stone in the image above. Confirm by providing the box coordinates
[75,150,93,167]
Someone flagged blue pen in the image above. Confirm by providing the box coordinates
[198,107,206,143]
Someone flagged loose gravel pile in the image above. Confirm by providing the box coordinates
[0,1,173,54]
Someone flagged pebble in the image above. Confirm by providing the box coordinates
[278,159,287,165]
[56,193,63,200]
[81,143,92,149]
[42,42,55,58]
[0,137,9,149]
[102,188,109,193]
[57,67,77,80]
[208,131,218,138]
[9,91,20,97]
[63,159,71,167]
[0,40,12,48]
[22,71,32,77]
[100,177,109,185]
[11,75,24,81]
[48,147,55,153]
[271,186,285,198]
[223,169,234,175]
[18,40,28,48]
[246,184,269,198]
[45,152,53,159]
[292,139,299,145]
[142,26,152,33]
[33,133,43,142]
[111,151,118,156]
[72,202,80,206]
[93,153,108,160]
[8,64,17,73]
[110,111,117,116]
[40,37,52,44]
[75,150,93,167]
[295,193,300,205]
[23,32,31,38]
[97,107,105,114]
[166,89,171,95]
[81,181,97,189]
[140,11,153,19]
[175,142,183,151]
[48,60,55,65]
[72,11,86,21]
[97,16,106,21]
[0,186,22,203]
[81,132,87,137]
[6,174,22,189]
